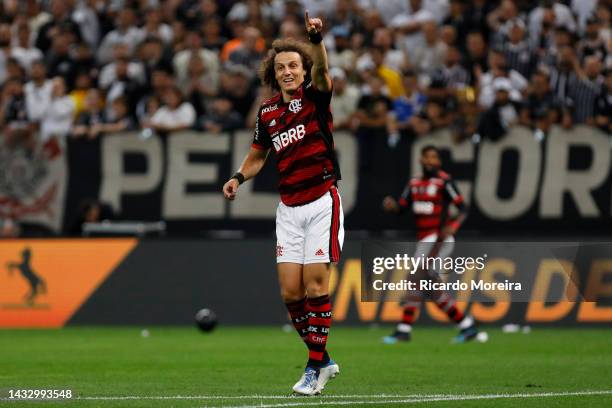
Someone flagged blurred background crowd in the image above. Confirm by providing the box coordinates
[0,0,610,151]
[0,0,611,238]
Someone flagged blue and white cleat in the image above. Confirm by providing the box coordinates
[292,367,320,396]
[315,360,339,393]
[382,331,411,344]
[452,325,479,343]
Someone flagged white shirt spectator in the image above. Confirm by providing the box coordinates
[151,103,196,129]
[173,49,220,93]
[98,62,145,90]
[72,1,101,48]
[391,9,435,60]
[331,84,360,128]
[479,71,527,108]
[422,0,449,24]
[357,0,410,25]
[25,79,53,122]
[528,3,576,43]
[11,46,43,74]
[571,0,598,34]
[97,27,145,65]
[40,96,75,142]
[356,50,405,73]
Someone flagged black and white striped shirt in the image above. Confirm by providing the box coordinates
[502,41,538,79]
[551,70,604,123]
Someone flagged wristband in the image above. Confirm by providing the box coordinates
[231,172,245,184]
[308,31,322,44]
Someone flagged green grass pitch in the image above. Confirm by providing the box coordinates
[1,326,610,407]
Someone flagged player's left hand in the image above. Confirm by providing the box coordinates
[304,10,323,34]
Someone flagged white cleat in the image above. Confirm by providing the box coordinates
[315,360,340,393]
[292,367,320,396]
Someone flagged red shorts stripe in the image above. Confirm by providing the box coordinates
[328,187,341,262]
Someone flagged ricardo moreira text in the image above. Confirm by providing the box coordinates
[371,254,487,275]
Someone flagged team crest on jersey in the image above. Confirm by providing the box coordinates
[288,99,302,113]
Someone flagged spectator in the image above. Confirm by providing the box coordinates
[487,0,522,48]
[354,75,394,170]
[228,26,265,73]
[392,69,427,131]
[91,97,137,138]
[24,60,52,125]
[35,0,82,55]
[146,86,196,132]
[0,23,10,85]
[0,78,33,149]
[142,7,173,45]
[72,88,105,139]
[70,71,95,117]
[178,52,219,117]
[391,0,436,62]
[477,77,522,141]
[173,30,220,95]
[441,46,469,89]
[528,0,576,46]
[578,17,608,62]
[463,31,489,86]
[443,0,469,52]
[217,64,257,122]
[96,8,144,65]
[411,21,448,80]
[40,76,75,142]
[594,69,612,134]
[478,50,527,109]
[10,22,43,75]
[502,19,538,79]
[326,26,356,74]
[520,70,560,136]
[44,31,78,89]
[201,17,227,53]
[329,67,360,130]
[197,98,243,133]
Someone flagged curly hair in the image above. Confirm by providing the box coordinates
[259,38,313,91]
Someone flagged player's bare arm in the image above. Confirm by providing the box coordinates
[304,11,332,92]
[222,147,270,200]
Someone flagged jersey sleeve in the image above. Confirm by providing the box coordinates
[443,178,465,210]
[303,79,332,110]
[251,107,271,150]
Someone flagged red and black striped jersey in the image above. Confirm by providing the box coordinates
[398,170,465,240]
[252,80,340,206]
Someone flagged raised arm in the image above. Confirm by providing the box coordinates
[304,11,332,92]
[222,146,270,200]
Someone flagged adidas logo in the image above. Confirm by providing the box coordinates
[315,249,324,256]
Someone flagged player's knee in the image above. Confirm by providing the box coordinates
[280,288,305,303]
[305,279,327,297]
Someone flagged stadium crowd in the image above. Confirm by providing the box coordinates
[0,0,610,153]
[0,0,611,237]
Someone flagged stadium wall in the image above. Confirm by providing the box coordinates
[1,238,610,328]
[59,125,612,235]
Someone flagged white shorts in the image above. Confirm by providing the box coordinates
[276,187,344,264]
[415,232,455,278]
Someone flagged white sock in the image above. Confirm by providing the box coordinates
[397,323,412,333]
[458,315,474,330]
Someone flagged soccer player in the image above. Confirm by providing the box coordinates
[222,12,342,396]
[382,145,480,343]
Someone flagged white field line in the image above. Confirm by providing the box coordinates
[215,390,612,408]
[1,390,610,404]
